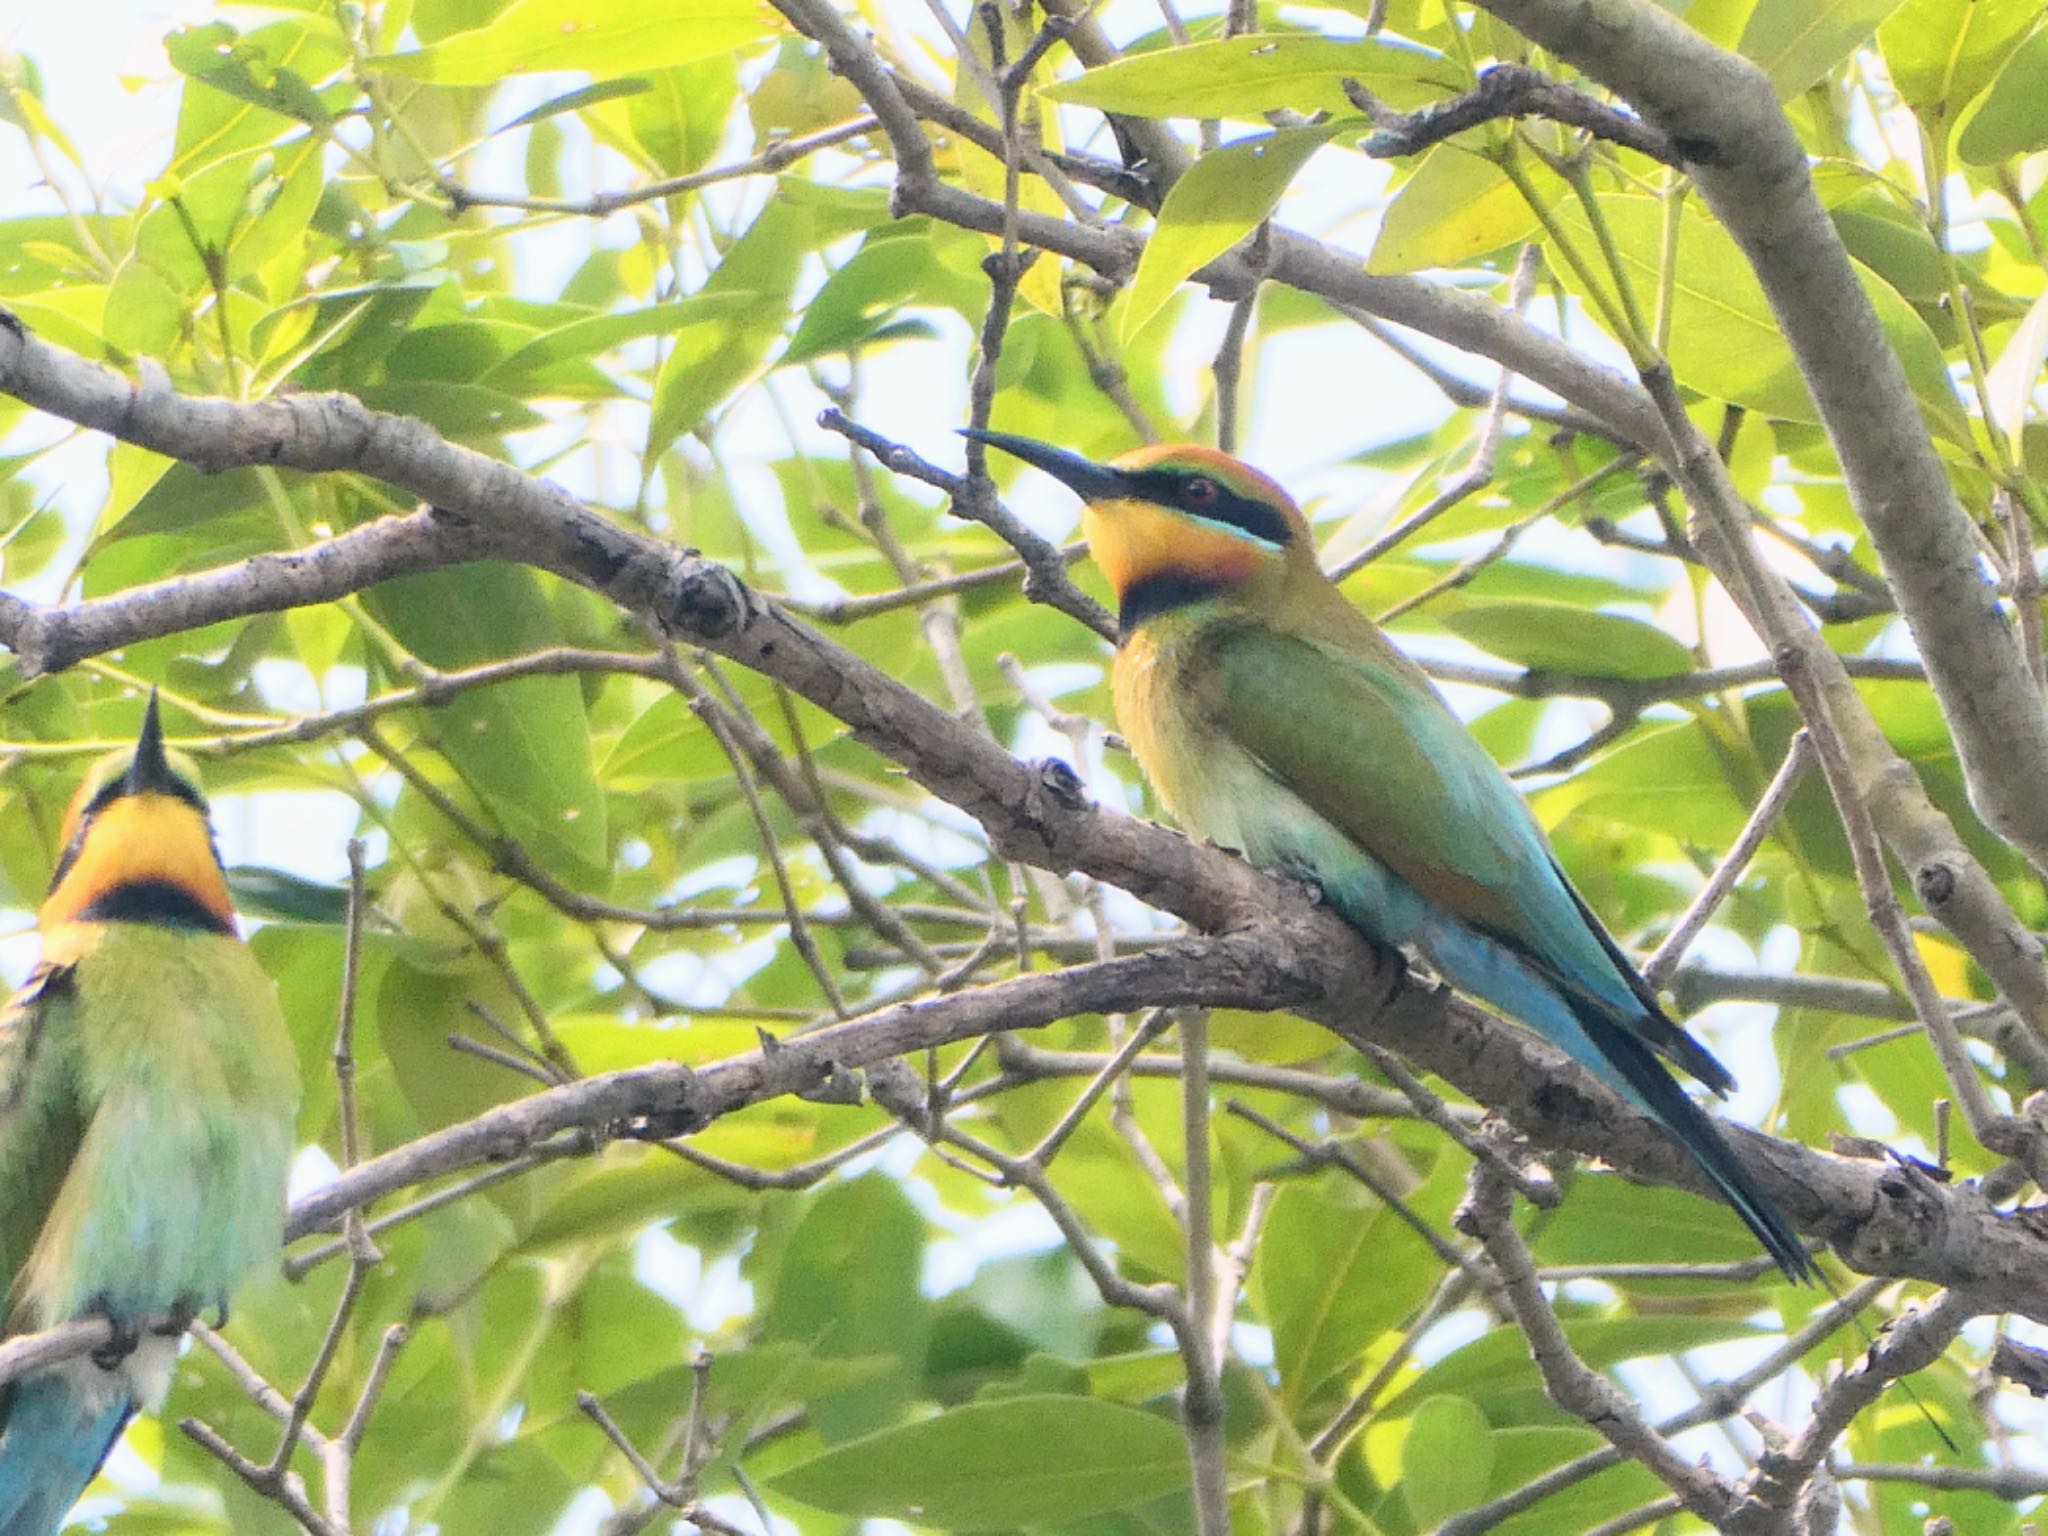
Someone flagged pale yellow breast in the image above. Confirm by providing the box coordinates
[1112,624,1264,854]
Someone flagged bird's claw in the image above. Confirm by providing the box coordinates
[152,1297,200,1337]
[88,1311,139,1371]
[1033,757,1089,811]
[1274,857,1328,908]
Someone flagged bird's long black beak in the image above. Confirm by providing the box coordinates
[124,689,175,796]
[960,428,1131,503]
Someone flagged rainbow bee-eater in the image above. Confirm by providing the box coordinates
[964,430,1810,1280]
[0,694,301,1532]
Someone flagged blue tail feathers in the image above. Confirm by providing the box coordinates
[0,1369,134,1536]
[1400,897,1814,1281]
[1572,1003,1815,1281]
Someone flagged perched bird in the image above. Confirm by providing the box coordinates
[964,430,1810,1281]
[0,694,301,1533]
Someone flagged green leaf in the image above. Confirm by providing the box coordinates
[761,1174,933,1442]
[363,564,608,876]
[1878,0,2040,117]
[768,1396,1190,1525]
[1369,146,1543,274]
[373,0,769,83]
[1488,1427,1668,1535]
[166,21,333,125]
[1403,1397,1495,1528]
[1258,1180,1439,1413]
[1959,23,2048,162]
[1533,1171,1760,1270]
[1438,599,1694,680]
[102,259,187,357]
[353,381,544,437]
[783,225,983,364]
[228,864,353,924]
[644,188,875,457]
[1545,193,1964,438]
[601,56,742,176]
[485,293,757,382]
[375,957,533,1135]
[1124,125,1341,340]
[494,77,651,133]
[1387,1316,1765,1412]
[1831,199,1949,302]
[1040,33,1459,119]
[1738,0,1909,98]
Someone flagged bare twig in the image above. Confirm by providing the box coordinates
[1643,731,1814,986]
[1455,1155,1733,1525]
[1347,63,1678,165]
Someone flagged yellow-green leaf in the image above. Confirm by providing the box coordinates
[1878,0,2040,117]
[373,0,772,83]
[1958,23,2048,163]
[1124,125,1339,340]
[1404,1397,1495,1528]
[1545,193,1964,438]
[1738,0,1908,98]
[769,1396,1190,1524]
[1439,599,1694,680]
[1040,33,1458,120]
[1369,144,1544,273]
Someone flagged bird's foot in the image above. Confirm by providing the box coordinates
[1273,857,1329,908]
[152,1297,199,1337]
[87,1306,139,1371]
[1032,757,1089,811]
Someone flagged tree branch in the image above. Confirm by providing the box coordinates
[1348,62,1678,165]
[1462,0,2048,879]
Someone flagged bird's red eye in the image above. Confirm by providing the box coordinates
[1183,476,1220,507]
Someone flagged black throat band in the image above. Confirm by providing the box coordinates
[1118,571,1233,638]
[78,878,236,935]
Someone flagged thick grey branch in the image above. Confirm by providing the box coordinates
[1462,0,2048,877]
[287,933,1306,1239]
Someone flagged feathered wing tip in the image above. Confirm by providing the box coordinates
[0,1370,135,1536]
[1579,1006,1817,1283]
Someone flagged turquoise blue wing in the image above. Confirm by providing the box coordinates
[1192,620,1730,1089]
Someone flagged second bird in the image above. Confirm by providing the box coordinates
[965,430,1810,1282]
[0,695,302,1534]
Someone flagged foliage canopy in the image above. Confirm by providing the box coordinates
[4,0,2048,1532]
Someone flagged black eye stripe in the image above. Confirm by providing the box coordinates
[82,766,207,819]
[1125,469,1292,547]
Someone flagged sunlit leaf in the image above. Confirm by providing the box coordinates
[373,0,772,83]
[1738,0,1909,97]
[769,1396,1191,1524]
[1040,33,1460,119]
[1124,125,1342,339]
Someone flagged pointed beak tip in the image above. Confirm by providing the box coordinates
[127,687,171,792]
[956,428,1127,503]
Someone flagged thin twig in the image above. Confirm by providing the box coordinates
[1643,731,1814,986]
[441,115,880,217]
[1348,64,1679,168]
[1179,1010,1230,1536]
[821,408,1116,639]
[1455,1156,1732,1525]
